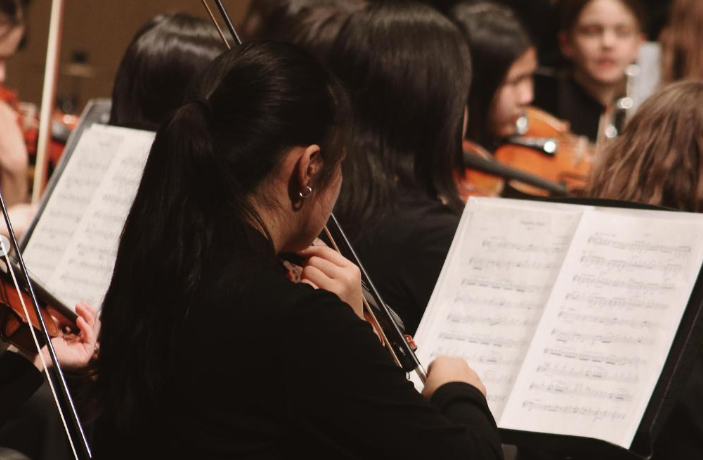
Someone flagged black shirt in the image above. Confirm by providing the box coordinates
[93,228,501,460]
[353,189,460,335]
[533,72,608,144]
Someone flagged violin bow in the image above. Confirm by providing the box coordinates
[199,0,427,383]
[0,191,91,457]
[32,0,65,203]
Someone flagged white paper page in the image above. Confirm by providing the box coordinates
[413,198,584,419]
[23,125,155,312]
[500,208,703,448]
[23,126,123,282]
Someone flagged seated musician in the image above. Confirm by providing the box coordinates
[329,2,469,336]
[450,2,537,154]
[533,0,646,144]
[90,40,502,459]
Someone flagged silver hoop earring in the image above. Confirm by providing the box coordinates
[299,186,313,199]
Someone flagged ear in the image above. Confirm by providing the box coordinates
[558,31,574,60]
[294,144,322,196]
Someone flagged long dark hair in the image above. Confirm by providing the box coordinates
[109,13,223,131]
[449,2,531,148]
[0,0,22,26]
[242,0,362,62]
[330,1,471,239]
[560,0,647,34]
[94,41,349,435]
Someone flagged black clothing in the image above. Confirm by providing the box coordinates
[533,72,607,144]
[93,227,501,460]
[0,351,43,427]
[652,349,703,459]
[353,189,460,335]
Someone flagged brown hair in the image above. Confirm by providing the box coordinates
[660,0,703,83]
[560,0,646,33]
[587,80,703,212]
[0,0,22,27]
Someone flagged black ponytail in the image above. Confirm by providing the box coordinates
[94,41,350,435]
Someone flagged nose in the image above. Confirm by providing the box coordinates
[0,62,6,84]
[518,79,534,106]
[601,29,616,49]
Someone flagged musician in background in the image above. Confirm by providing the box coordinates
[584,80,703,460]
[0,0,29,209]
[449,2,536,152]
[533,0,645,144]
[109,12,222,131]
[240,0,362,62]
[330,2,470,335]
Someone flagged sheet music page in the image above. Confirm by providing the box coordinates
[23,126,122,283]
[413,198,585,419]
[500,208,703,448]
[23,125,155,312]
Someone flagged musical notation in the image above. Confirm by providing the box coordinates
[23,125,155,312]
[415,198,703,448]
[586,235,691,255]
[528,381,633,402]
[521,401,627,422]
[557,311,659,329]
[550,327,655,346]
[563,291,667,311]
[536,361,640,384]
[580,254,683,274]
[571,274,675,292]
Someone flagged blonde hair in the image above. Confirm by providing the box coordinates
[660,0,703,83]
[587,81,703,212]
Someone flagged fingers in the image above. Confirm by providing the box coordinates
[75,301,97,328]
[297,245,353,268]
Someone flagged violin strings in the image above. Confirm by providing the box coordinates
[323,226,402,367]
[0,239,80,460]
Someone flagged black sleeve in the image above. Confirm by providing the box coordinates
[0,351,43,428]
[281,289,504,460]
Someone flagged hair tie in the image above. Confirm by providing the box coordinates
[191,98,212,115]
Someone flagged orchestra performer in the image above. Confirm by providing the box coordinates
[533,0,646,144]
[91,40,501,459]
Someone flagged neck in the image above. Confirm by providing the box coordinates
[572,69,623,108]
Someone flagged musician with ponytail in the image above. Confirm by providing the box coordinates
[91,41,501,459]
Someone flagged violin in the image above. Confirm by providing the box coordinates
[0,248,76,355]
[456,140,504,201]
[457,137,569,201]
[492,106,595,197]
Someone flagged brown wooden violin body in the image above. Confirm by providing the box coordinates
[0,260,63,355]
[493,107,595,197]
[457,140,505,201]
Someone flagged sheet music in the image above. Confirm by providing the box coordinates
[500,208,703,448]
[414,198,584,418]
[23,125,155,312]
